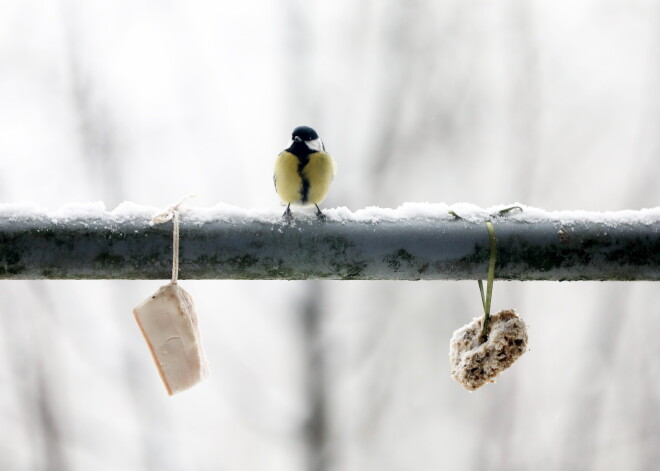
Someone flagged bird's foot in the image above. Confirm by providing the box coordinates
[315,205,326,221]
[282,205,293,223]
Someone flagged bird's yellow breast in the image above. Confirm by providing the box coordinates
[302,152,335,204]
[274,151,335,205]
[274,151,302,204]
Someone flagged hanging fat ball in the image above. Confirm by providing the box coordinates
[449,309,528,391]
[274,126,336,220]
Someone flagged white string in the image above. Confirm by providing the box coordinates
[152,194,197,284]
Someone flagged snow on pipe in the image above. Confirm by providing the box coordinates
[0,204,659,280]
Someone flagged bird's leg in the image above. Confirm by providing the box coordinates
[282,204,293,222]
[314,204,326,221]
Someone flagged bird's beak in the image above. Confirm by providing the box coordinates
[294,136,302,143]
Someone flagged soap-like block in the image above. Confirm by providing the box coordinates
[133,283,209,395]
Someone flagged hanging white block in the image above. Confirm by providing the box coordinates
[133,283,209,395]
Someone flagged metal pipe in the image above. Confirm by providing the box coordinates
[0,211,658,280]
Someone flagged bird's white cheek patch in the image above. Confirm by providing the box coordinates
[305,138,324,152]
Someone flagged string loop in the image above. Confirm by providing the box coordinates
[152,194,197,284]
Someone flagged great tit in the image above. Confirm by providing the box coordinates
[274,126,336,220]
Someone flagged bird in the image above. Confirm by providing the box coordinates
[274,126,336,221]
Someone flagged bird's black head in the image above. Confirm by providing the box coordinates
[287,126,325,155]
[292,126,319,142]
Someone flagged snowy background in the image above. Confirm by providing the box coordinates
[1,1,659,470]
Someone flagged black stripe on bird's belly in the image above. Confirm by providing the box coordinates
[297,154,311,203]
[286,140,314,203]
